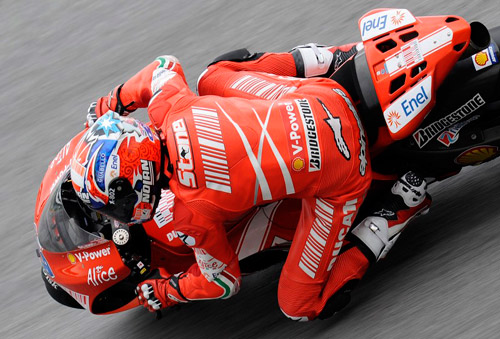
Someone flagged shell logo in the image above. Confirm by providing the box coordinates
[292,157,305,171]
[67,253,77,264]
[454,145,499,165]
[474,52,489,66]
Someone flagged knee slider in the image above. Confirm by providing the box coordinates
[351,216,397,261]
[208,48,264,66]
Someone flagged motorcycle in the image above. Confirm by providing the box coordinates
[35,8,500,315]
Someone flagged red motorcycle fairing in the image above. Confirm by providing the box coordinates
[36,164,133,312]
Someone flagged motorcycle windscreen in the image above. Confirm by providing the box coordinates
[37,177,108,253]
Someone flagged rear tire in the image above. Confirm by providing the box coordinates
[41,268,84,309]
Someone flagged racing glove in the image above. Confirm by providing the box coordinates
[95,84,137,117]
[136,275,188,312]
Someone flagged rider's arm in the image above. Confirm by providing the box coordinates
[94,55,188,116]
[137,198,241,311]
[171,198,241,301]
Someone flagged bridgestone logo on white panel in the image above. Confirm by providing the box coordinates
[296,99,321,172]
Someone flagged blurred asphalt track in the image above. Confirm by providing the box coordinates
[1,1,500,338]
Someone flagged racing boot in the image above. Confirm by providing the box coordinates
[351,171,432,262]
[317,172,430,320]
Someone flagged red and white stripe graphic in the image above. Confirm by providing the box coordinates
[299,198,335,279]
[153,190,175,228]
[236,202,281,259]
[384,26,452,77]
[230,75,297,100]
[192,107,232,193]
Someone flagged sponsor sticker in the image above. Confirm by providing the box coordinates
[87,265,118,286]
[437,115,479,147]
[413,93,485,148]
[279,102,307,172]
[194,248,227,282]
[296,99,321,172]
[454,145,499,165]
[472,43,499,71]
[172,118,197,188]
[140,159,154,203]
[359,9,416,41]
[67,253,77,264]
[39,251,55,278]
[292,157,305,171]
[383,76,432,133]
[68,247,112,264]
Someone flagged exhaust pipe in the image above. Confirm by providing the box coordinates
[460,21,491,59]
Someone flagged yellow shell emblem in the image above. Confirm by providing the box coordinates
[455,146,499,165]
[474,52,489,66]
[67,253,77,264]
[292,157,305,171]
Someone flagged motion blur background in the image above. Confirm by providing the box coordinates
[1,1,499,338]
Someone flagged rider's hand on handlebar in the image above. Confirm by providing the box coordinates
[136,276,188,312]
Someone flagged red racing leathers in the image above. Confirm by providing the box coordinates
[98,51,371,320]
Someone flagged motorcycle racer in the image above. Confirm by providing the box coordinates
[70,9,471,321]
[195,6,473,267]
[71,53,372,320]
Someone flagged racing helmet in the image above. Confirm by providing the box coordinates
[70,112,163,224]
[351,8,478,140]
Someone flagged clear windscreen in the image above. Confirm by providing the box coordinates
[37,176,108,253]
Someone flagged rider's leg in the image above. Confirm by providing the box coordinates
[277,194,369,321]
[197,43,360,97]
[351,171,432,261]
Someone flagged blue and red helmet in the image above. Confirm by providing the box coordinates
[71,112,163,224]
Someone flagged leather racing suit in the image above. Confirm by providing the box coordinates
[98,51,372,320]
[195,42,433,316]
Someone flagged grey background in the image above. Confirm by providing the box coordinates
[2,1,499,338]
